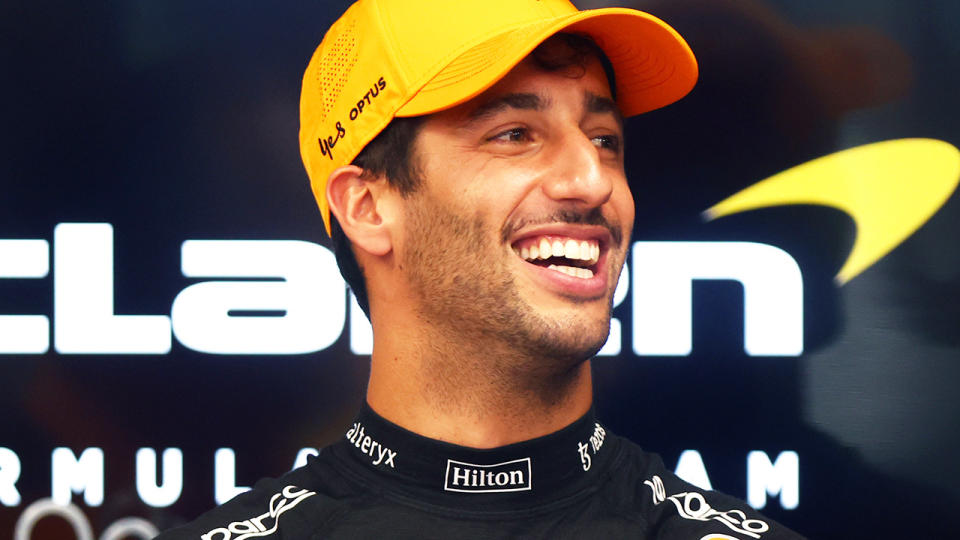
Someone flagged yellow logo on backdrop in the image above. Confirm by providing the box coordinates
[704,139,960,284]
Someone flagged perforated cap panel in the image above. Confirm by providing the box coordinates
[315,18,359,121]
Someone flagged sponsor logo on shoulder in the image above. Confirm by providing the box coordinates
[202,485,315,540]
[443,457,532,493]
[644,475,771,539]
[345,422,397,468]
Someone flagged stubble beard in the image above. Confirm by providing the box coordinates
[401,191,615,411]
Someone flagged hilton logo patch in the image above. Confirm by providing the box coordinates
[443,458,532,493]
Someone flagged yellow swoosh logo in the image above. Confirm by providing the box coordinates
[703,139,960,284]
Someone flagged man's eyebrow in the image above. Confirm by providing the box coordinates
[463,91,623,128]
[466,93,547,122]
[585,92,624,130]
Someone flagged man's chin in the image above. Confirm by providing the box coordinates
[522,313,612,362]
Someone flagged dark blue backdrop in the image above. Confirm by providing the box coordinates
[1,1,958,538]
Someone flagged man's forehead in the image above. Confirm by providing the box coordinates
[447,57,623,126]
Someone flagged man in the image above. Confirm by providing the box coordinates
[159,0,805,538]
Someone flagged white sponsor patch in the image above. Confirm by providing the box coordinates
[443,458,532,493]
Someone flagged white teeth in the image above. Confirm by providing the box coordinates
[551,240,564,257]
[579,240,591,261]
[564,239,580,259]
[539,238,551,259]
[517,236,600,264]
[547,264,595,279]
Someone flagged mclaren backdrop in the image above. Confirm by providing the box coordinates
[2,1,959,538]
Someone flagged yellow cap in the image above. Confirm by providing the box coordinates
[300,0,698,234]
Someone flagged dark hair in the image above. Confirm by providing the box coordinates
[332,33,616,318]
[331,116,424,318]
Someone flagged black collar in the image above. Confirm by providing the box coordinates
[329,402,618,512]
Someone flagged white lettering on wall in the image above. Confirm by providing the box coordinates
[135,448,183,508]
[172,240,345,354]
[0,240,50,354]
[0,447,22,506]
[674,449,712,491]
[632,241,803,357]
[1,229,808,359]
[214,448,250,505]
[53,224,171,354]
[51,447,104,506]
[747,450,799,510]
[5,447,801,516]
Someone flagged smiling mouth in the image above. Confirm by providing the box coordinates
[511,235,601,279]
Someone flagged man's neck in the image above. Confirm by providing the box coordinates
[365,325,593,449]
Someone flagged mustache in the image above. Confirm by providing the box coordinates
[501,208,624,246]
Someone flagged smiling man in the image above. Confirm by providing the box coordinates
[158,0,805,538]
[351,52,633,448]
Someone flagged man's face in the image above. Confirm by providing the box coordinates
[397,51,633,364]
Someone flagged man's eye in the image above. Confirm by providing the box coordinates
[592,134,621,153]
[489,127,531,143]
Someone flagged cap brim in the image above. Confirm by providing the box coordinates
[396,7,697,118]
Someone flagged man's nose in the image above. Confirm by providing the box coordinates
[540,132,613,208]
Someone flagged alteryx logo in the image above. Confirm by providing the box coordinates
[0,139,957,357]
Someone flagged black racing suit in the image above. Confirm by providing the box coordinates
[157,404,806,539]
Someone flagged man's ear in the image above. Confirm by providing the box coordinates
[326,165,395,257]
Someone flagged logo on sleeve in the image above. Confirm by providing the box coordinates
[443,458,532,493]
[201,485,315,540]
[644,475,770,539]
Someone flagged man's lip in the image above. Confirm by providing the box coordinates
[507,224,614,249]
